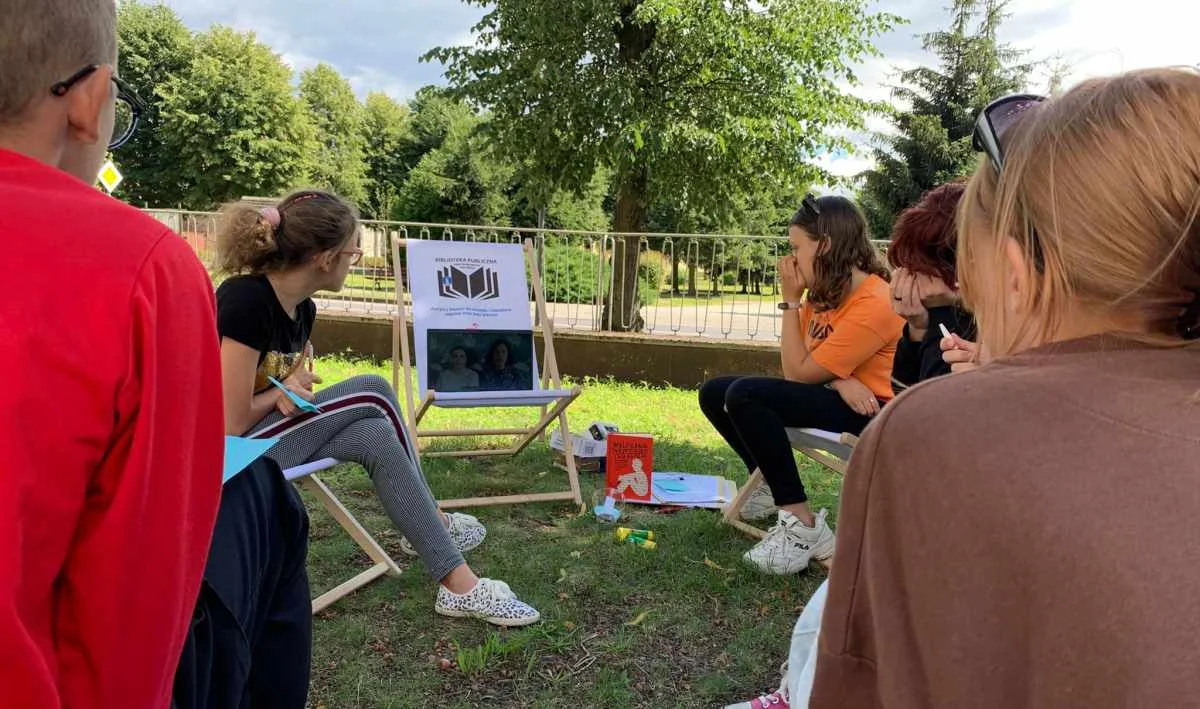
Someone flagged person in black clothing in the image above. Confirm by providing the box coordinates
[173,458,311,709]
[214,190,541,627]
[886,182,979,390]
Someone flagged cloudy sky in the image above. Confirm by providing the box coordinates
[157,0,1197,176]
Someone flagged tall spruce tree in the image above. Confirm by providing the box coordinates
[859,0,1031,238]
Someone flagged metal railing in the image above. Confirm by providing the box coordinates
[146,209,889,343]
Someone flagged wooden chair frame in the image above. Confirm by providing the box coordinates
[721,429,859,549]
[390,236,583,510]
[282,459,402,614]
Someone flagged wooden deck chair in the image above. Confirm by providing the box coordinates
[282,459,402,614]
[722,428,859,544]
[390,236,583,510]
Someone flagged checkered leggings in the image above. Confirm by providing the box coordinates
[248,374,463,581]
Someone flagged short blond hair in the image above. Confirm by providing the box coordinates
[959,67,1200,356]
[0,0,117,124]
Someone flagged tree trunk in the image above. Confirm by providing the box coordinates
[602,168,648,332]
[670,254,682,296]
[600,0,655,332]
[687,264,698,297]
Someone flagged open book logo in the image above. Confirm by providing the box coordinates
[437,264,500,301]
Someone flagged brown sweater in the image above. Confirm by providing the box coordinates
[810,335,1200,708]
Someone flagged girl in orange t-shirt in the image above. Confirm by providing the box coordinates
[699,195,903,575]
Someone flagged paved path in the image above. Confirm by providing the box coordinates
[314,297,784,343]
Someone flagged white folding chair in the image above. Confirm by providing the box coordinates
[722,428,859,546]
[282,459,402,613]
[391,236,583,509]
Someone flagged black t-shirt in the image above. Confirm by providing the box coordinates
[216,274,316,393]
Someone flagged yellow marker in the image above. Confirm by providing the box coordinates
[625,536,656,550]
[616,527,655,542]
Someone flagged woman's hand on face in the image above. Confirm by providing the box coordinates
[778,255,807,301]
[940,334,981,374]
[831,376,881,417]
[914,273,959,309]
[890,268,929,333]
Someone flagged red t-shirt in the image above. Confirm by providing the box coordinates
[0,149,223,708]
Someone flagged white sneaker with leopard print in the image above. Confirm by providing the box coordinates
[399,512,487,557]
[435,578,541,627]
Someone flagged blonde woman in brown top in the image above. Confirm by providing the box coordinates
[811,67,1200,708]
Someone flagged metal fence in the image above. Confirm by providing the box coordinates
[146,209,888,343]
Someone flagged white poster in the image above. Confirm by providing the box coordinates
[407,240,539,394]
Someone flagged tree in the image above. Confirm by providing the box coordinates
[362,92,412,219]
[116,0,195,207]
[427,0,898,331]
[156,26,315,208]
[511,165,613,232]
[393,98,515,225]
[858,0,1031,238]
[300,64,369,206]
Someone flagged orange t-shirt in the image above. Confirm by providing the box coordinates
[799,274,904,400]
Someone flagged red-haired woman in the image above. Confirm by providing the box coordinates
[886,182,978,388]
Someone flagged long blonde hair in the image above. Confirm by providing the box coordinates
[959,67,1200,357]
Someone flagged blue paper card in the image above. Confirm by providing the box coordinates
[267,376,321,413]
[224,436,279,484]
[654,480,689,493]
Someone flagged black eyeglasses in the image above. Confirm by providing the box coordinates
[972,93,1047,269]
[50,65,146,151]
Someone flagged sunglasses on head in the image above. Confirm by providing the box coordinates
[972,93,1045,172]
[801,193,821,219]
[972,93,1048,270]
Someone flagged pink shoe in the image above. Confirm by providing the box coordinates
[724,690,790,709]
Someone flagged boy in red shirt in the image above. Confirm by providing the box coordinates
[0,1,224,707]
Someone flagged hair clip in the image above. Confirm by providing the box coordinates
[259,206,281,228]
[286,193,322,208]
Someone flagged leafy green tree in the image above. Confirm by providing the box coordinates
[362,92,412,219]
[157,27,319,209]
[116,0,195,207]
[427,0,898,331]
[393,105,514,225]
[300,64,369,205]
[400,87,475,169]
[157,26,316,208]
[511,165,612,232]
[858,0,1031,238]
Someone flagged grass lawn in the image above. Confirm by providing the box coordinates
[303,357,841,709]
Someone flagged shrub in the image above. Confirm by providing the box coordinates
[539,243,663,306]
[638,251,663,305]
[541,242,602,304]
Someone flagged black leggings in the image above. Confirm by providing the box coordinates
[699,375,871,506]
[173,458,311,709]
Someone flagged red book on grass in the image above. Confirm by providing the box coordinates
[606,433,653,503]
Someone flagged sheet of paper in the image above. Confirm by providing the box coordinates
[650,473,724,504]
[405,240,539,393]
[267,376,321,413]
[619,472,733,508]
[224,436,279,484]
